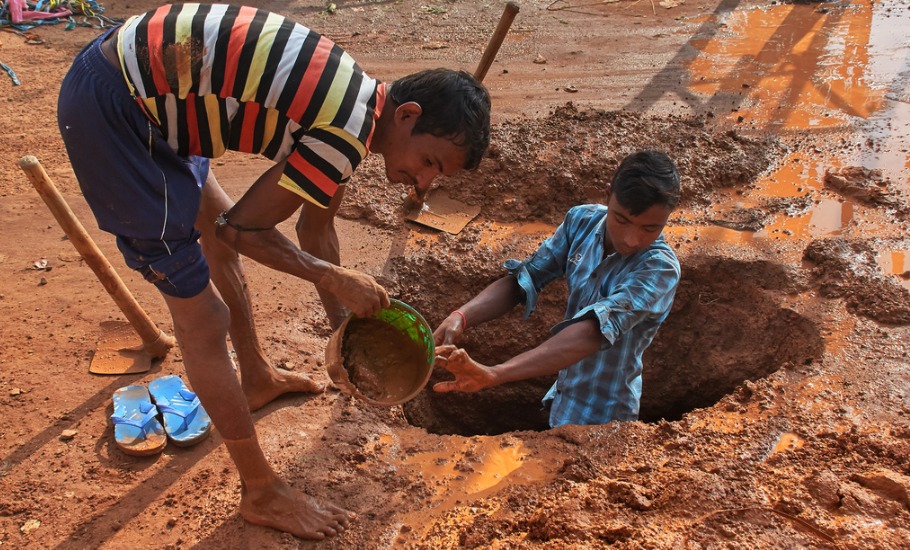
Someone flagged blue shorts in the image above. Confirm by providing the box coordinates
[57,29,211,298]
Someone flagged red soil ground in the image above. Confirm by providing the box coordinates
[1,0,909,548]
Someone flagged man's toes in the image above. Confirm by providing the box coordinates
[293,373,325,393]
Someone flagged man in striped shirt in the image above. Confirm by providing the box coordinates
[57,3,490,540]
[433,151,680,427]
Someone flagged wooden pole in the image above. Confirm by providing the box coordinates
[19,155,175,359]
[474,2,521,82]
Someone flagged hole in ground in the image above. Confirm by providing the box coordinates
[398,255,824,435]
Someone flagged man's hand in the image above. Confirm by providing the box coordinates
[432,345,497,393]
[317,266,390,318]
[402,186,426,214]
[433,311,466,346]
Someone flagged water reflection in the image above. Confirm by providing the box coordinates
[877,249,910,290]
[681,1,909,244]
[688,3,880,130]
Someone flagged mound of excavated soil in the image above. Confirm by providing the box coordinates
[341,103,781,228]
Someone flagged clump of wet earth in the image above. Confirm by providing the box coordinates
[340,317,428,404]
[824,166,908,216]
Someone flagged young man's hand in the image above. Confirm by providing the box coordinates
[432,345,497,393]
[433,312,466,346]
[317,266,390,318]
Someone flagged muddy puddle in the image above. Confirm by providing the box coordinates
[877,248,910,290]
[685,0,910,251]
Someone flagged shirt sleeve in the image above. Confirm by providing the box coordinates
[505,207,584,320]
[277,128,362,208]
[556,247,679,347]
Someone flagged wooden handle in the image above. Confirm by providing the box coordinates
[474,1,520,82]
[19,155,175,358]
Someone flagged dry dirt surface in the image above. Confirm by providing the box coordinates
[2,0,910,548]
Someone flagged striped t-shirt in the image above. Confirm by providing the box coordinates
[113,2,384,208]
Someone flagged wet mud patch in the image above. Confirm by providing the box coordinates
[386,245,825,433]
[341,318,427,404]
[341,103,782,229]
[804,237,910,325]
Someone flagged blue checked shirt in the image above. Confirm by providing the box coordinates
[505,204,680,427]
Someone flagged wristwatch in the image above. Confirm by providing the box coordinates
[215,211,230,229]
[214,210,270,232]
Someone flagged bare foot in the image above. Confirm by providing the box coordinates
[244,368,325,412]
[240,478,353,540]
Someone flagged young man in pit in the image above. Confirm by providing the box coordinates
[433,150,680,427]
[57,3,490,540]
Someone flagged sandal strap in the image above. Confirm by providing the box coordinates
[156,390,200,418]
[156,390,201,430]
[111,401,158,430]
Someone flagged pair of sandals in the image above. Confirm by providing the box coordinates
[111,375,212,456]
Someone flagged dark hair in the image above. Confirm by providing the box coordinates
[611,151,681,215]
[389,68,491,170]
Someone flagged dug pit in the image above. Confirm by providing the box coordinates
[394,253,824,435]
[344,104,816,436]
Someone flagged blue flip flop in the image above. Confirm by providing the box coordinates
[148,375,212,447]
[111,385,167,456]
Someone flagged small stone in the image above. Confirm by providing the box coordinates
[20,519,41,534]
[60,430,78,441]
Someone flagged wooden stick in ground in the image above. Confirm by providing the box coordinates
[474,1,521,82]
[18,155,176,359]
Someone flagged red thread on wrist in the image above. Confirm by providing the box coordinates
[453,309,468,329]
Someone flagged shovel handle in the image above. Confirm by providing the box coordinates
[18,155,175,359]
[474,1,520,82]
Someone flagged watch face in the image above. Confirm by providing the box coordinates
[215,212,228,227]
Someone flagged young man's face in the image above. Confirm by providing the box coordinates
[379,101,468,201]
[382,132,467,200]
[604,189,673,256]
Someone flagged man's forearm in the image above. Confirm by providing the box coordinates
[491,318,604,385]
[456,276,524,329]
[216,223,333,285]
